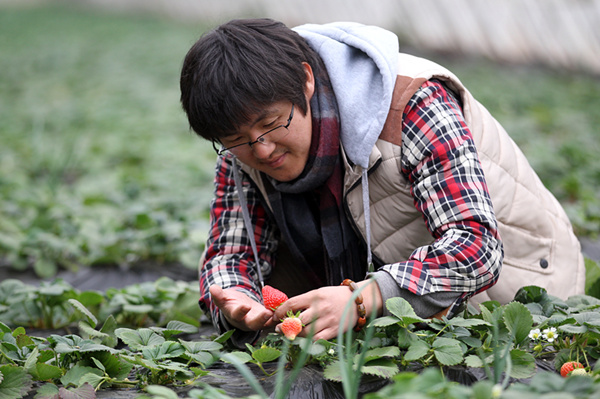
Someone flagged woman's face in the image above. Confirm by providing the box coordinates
[220,63,315,182]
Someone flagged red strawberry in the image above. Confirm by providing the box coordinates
[262,285,288,311]
[560,361,584,377]
[280,311,303,340]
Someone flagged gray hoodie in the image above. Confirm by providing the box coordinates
[293,22,399,169]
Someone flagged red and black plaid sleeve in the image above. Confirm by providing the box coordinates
[198,154,277,326]
[380,80,503,305]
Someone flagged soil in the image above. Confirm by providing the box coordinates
[2,238,599,398]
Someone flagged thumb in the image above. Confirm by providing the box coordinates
[209,284,225,303]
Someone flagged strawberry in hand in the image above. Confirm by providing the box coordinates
[262,285,288,311]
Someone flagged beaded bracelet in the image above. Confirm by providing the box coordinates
[340,279,367,332]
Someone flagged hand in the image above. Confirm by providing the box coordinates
[209,285,275,332]
[272,280,382,341]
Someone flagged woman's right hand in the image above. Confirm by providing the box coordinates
[209,284,275,331]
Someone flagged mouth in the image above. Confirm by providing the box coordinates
[263,153,286,168]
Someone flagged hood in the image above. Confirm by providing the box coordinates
[293,22,399,168]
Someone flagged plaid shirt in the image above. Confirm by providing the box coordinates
[199,80,502,323]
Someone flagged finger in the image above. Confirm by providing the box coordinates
[244,309,273,331]
[229,302,252,321]
[209,285,226,306]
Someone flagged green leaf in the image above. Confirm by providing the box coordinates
[78,373,104,390]
[397,328,419,349]
[87,351,132,380]
[179,340,222,354]
[385,297,427,326]
[68,299,98,327]
[220,351,252,364]
[251,346,281,364]
[361,346,401,362]
[142,342,185,360]
[32,383,61,399]
[60,366,102,388]
[76,291,104,308]
[558,324,588,334]
[0,365,32,399]
[78,321,108,340]
[98,315,118,348]
[404,340,430,362]
[213,329,234,344]
[464,354,484,368]
[58,382,96,399]
[185,352,214,367]
[369,316,400,328]
[514,285,549,304]
[291,337,326,356]
[123,304,154,314]
[164,320,198,334]
[144,385,179,399]
[360,358,399,379]
[323,360,343,382]
[33,258,58,280]
[115,328,165,350]
[54,340,111,355]
[30,363,63,382]
[432,337,463,366]
[503,301,533,345]
[573,311,600,327]
[447,318,491,328]
[509,349,536,379]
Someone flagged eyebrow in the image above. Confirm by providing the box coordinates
[247,106,283,128]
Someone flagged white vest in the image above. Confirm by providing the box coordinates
[246,54,586,304]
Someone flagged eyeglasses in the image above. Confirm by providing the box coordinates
[215,104,294,156]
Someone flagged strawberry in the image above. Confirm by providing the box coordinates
[262,285,288,311]
[280,311,303,340]
[560,361,584,377]
[570,368,588,376]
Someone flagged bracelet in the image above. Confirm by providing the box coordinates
[340,279,367,332]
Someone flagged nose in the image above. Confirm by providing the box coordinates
[250,140,277,159]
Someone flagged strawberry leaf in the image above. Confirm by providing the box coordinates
[0,365,32,399]
[59,382,96,399]
[503,301,533,345]
[385,297,428,326]
[360,358,399,379]
[322,360,343,382]
[115,328,165,350]
[141,342,185,360]
[432,337,463,366]
[404,340,430,362]
[68,299,98,328]
[509,349,536,379]
[251,347,281,364]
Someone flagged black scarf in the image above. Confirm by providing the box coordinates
[265,66,367,286]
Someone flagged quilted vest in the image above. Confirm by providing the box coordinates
[245,53,586,304]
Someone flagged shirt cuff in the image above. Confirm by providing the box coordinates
[371,270,462,318]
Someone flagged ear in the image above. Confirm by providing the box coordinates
[302,62,315,99]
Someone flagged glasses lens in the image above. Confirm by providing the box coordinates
[257,125,290,145]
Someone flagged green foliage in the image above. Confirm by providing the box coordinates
[0,5,214,278]
[0,277,200,330]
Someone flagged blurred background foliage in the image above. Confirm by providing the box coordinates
[0,3,599,280]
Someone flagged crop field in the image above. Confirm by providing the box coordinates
[1,5,600,398]
[1,5,599,279]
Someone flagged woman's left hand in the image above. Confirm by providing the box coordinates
[272,279,382,341]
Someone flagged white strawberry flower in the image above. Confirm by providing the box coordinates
[542,327,558,343]
[528,328,542,340]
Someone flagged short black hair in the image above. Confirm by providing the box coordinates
[180,18,321,142]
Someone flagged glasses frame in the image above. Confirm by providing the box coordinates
[215,104,295,156]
